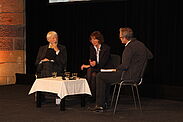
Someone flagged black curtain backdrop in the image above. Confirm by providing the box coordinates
[26,0,183,86]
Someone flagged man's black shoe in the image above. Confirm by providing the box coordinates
[88,105,104,112]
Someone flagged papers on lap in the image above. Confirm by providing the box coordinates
[100,69,116,72]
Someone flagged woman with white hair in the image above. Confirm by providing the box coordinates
[35,31,67,78]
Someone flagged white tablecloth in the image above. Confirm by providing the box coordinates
[28,77,91,99]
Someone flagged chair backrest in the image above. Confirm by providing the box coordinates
[110,54,121,68]
[120,60,148,84]
[140,60,148,79]
[137,60,148,85]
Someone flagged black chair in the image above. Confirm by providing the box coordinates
[103,54,120,106]
[110,61,148,114]
[110,54,121,68]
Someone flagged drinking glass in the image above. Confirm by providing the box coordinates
[72,73,78,80]
[65,72,70,80]
[52,72,57,78]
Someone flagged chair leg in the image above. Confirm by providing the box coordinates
[131,85,137,109]
[113,83,122,115]
[110,84,117,108]
[135,85,142,112]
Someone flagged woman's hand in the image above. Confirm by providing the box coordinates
[89,60,96,67]
[81,64,90,70]
[50,42,59,52]
[41,58,49,62]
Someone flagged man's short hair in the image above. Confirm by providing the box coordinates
[119,27,134,40]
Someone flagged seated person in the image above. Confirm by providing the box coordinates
[89,27,153,112]
[35,31,67,103]
[35,31,67,78]
[81,31,112,101]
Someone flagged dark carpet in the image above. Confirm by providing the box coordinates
[0,85,183,122]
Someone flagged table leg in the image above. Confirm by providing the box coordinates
[60,98,65,111]
[36,91,41,107]
[81,94,85,107]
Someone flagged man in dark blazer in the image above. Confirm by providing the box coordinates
[89,27,153,112]
[35,31,67,78]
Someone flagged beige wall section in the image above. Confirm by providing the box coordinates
[0,0,25,85]
[0,51,25,85]
[0,50,24,62]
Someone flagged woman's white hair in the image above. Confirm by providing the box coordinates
[46,31,58,40]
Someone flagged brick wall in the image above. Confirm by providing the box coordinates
[0,0,25,85]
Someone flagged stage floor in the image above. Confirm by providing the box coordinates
[0,85,183,122]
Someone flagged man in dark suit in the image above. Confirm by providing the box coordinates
[89,27,153,112]
[35,31,67,78]
[81,31,112,101]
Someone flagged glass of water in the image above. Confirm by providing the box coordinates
[65,72,70,80]
[72,73,78,80]
[52,72,57,78]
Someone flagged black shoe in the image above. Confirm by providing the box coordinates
[88,105,104,112]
